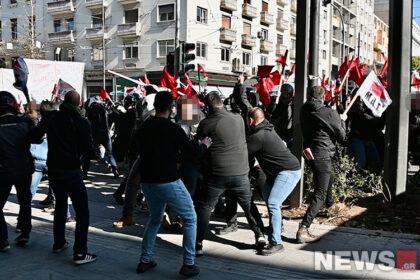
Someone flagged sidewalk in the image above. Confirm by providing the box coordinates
[1,166,419,279]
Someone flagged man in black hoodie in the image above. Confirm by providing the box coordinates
[297,86,346,243]
[247,107,301,255]
[32,91,97,265]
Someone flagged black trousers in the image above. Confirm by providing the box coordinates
[196,174,263,244]
[302,158,335,227]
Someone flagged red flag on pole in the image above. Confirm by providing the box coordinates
[100,88,111,100]
[321,74,326,89]
[198,64,208,81]
[51,84,57,95]
[289,64,296,76]
[349,57,363,86]
[257,65,274,78]
[380,53,389,79]
[276,49,288,67]
[160,66,178,91]
[338,56,350,78]
[178,74,198,96]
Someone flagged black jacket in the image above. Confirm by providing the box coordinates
[32,103,95,173]
[0,114,35,177]
[247,120,300,178]
[232,83,253,117]
[86,102,110,144]
[270,100,294,141]
[301,98,346,159]
[348,100,385,141]
[197,109,249,176]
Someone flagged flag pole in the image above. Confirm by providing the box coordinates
[198,67,201,94]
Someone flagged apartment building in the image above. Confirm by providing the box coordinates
[373,14,388,65]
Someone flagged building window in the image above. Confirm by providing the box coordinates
[92,14,103,28]
[244,0,251,4]
[243,22,251,35]
[322,50,327,60]
[11,19,17,40]
[291,38,296,49]
[323,30,327,44]
[66,18,74,31]
[54,20,61,32]
[277,9,284,20]
[54,48,62,61]
[68,49,75,62]
[196,42,207,58]
[277,34,283,45]
[158,4,174,22]
[243,52,250,66]
[124,43,139,59]
[261,28,268,40]
[262,1,268,12]
[10,0,17,4]
[0,21,2,41]
[222,15,231,29]
[260,56,268,66]
[197,7,208,24]
[125,9,138,23]
[221,47,230,61]
[92,45,103,61]
[323,10,327,20]
[158,39,174,57]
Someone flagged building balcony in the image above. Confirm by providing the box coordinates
[260,12,274,25]
[276,44,288,57]
[290,24,296,36]
[220,28,237,42]
[260,40,274,52]
[291,0,297,13]
[241,34,257,47]
[118,0,140,6]
[117,22,141,38]
[86,27,107,41]
[48,30,75,45]
[47,0,75,16]
[290,48,296,59]
[220,0,237,11]
[276,19,289,31]
[242,3,258,18]
[277,0,288,6]
[374,42,384,51]
[85,0,107,10]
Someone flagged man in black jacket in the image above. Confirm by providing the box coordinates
[231,75,253,119]
[297,86,346,243]
[32,91,97,265]
[0,91,35,251]
[195,92,266,256]
[247,108,301,255]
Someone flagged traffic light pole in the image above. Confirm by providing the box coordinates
[174,0,180,78]
[383,0,411,199]
[290,0,311,207]
[309,0,320,79]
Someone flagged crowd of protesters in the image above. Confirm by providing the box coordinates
[0,70,390,277]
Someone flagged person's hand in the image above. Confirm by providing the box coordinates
[340,113,348,122]
[199,137,212,148]
[238,75,245,84]
[28,109,38,119]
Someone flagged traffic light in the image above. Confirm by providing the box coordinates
[322,0,331,6]
[179,42,196,75]
[166,51,175,76]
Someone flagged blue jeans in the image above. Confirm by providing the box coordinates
[263,170,301,244]
[49,172,90,255]
[141,179,197,265]
[349,137,381,173]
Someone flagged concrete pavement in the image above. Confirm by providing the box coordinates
[1,164,419,279]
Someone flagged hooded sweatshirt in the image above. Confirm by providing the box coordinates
[247,120,300,178]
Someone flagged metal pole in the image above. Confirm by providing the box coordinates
[290,0,311,207]
[174,0,180,78]
[309,0,320,79]
[102,0,106,89]
[31,0,35,57]
[383,0,411,198]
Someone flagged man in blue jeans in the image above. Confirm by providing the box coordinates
[32,91,97,265]
[247,108,301,255]
[132,91,211,277]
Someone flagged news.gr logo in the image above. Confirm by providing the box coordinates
[314,250,418,271]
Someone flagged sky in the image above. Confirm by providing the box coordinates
[415,0,420,25]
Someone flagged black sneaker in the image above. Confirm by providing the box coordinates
[52,242,69,253]
[195,242,203,257]
[136,260,157,273]
[15,227,22,234]
[255,233,266,250]
[111,166,120,179]
[14,234,29,246]
[40,195,54,206]
[113,193,124,205]
[216,222,238,235]
[73,253,97,265]
[259,242,285,256]
[43,204,55,213]
[0,240,10,252]
[179,264,200,277]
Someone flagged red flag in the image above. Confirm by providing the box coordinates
[380,53,389,79]
[270,71,281,85]
[257,65,274,78]
[179,74,198,96]
[338,56,349,78]
[289,64,296,76]
[160,66,178,98]
[198,64,208,81]
[51,84,57,95]
[100,88,110,100]
[321,74,326,89]
[334,79,342,95]
[349,57,363,86]
[276,49,288,67]
[141,73,151,85]
[254,78,275,107]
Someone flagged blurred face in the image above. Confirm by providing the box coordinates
[177,95,200,125]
